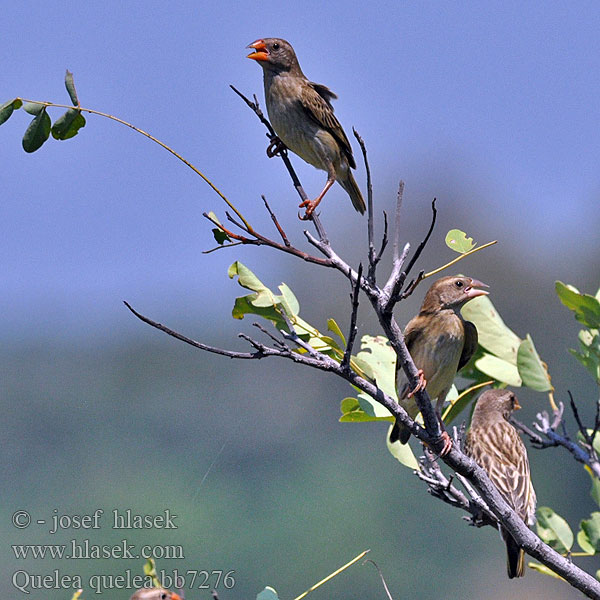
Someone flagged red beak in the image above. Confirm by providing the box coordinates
[464,278,489,299]
[247,39,269,61]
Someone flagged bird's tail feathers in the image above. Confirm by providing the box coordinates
[339,171,366,214]
[503,530,525,578]
[389,420,412,445]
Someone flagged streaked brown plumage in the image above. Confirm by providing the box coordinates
[247,37,365,217]
[390,276,488,452]
[465,389,537,578]
[130,588,181,600]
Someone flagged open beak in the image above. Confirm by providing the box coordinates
[247,39,269,61]
[513,397,522,410]
[464,278,489,299]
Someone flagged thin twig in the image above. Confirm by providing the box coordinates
[363,559,394,600]
[18,98,253,230]
[341,263,362,372]
[202,211,332,267]
[400,198,437,291]
[352,129,376,280]
[262,195,291,247]
[392,181,405,263]
[424,239,497,279]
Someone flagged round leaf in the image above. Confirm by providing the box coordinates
[581,512,600,552]
[536,506,574,553]
[386,426,419,469]
[445,229,475,254]
[461,295,521,363]
[474,353,522,386]
[517,334,553,392]
[22,109,51,153]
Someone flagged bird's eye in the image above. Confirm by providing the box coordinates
[455,280,464,288]
[272,42,280,50]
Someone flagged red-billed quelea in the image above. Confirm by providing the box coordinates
[465,389,537,578]
[390,276,488,455]
[247,38,365,217]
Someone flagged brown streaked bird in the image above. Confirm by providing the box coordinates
[465,389,537,578]
[130,588,182,600]
[390,275,488,454]
[247,37,365,217]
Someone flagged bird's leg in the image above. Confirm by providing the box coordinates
[299,166,336,219]
[266,136,286,158]
[406,369,427,398]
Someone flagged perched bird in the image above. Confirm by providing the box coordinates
[465,389,537,578]
[247,37,365,217]
[130,588,182,600]
[390,275,488,454]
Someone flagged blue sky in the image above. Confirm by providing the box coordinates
[2,1,599,341]
[2,4,599,599]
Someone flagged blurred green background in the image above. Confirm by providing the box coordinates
[2,1,599,599]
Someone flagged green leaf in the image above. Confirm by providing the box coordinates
[570,329,600,384]
[142,557,161,587]
[591,474,600,508]
[445,229,476,253]
[0,98,22,125]
[327,318,347,346]
[256,587,279,600]
[339,396,392,423]
[206,212,231,245]
[442,384,481,425]
[229,261,279,308]
[581,512,600,552]
[51,108,86,140]
[474,353,522,386]
[23,102,45,115]
[461,295,521,364]
[536,506,574,553]
[65,69,80,106]
[577,528,596,554]
[528,562,565,580]
[22,108,51,153]
[556,281,600,329]
[355,336,397,396]
[517,334,552,392]
[386,426,419,469]
[278,283,299,316]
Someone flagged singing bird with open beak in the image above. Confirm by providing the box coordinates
[247,38,365,217]
[465,389,537,578]
[390,275,489,454]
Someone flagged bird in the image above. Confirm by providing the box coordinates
[247,37,365,218]
[390,275,488,454]
[464,389,537,578]
[130,588,182,600]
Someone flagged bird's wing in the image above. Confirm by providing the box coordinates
[396,318,425,398]
[458,320,478,371]
[300,81,356,168]
[467,423,534,522]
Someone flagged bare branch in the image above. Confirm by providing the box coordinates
[352,129,376,280]
[341,263,363,372]
[262,195,291,247]
[517,399,600,480]
[124,302,267,360]
[400,198,437,291]
[202,211,332,267]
